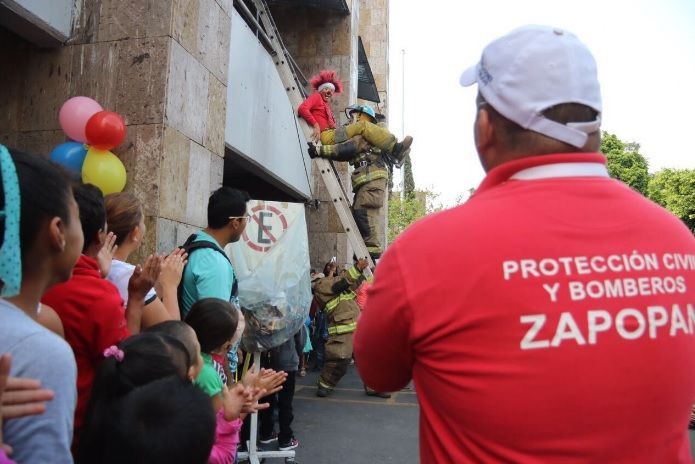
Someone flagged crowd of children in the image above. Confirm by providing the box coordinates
[0,147,296,464]
[0,145,390,464]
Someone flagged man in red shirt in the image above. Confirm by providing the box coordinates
[42,183,156,442]
[354,25,695,463]
[297,69,412,159]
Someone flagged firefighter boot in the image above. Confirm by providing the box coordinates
[307,142,319,159]
[390,135,413,162]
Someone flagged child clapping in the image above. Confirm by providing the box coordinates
[185,299,287,463]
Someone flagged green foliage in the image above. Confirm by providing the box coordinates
[402,153,415,199]
[647,168,695,231]
[601,131,650,195]
[387,189,442,242]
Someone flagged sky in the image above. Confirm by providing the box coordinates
[387,0,695,206]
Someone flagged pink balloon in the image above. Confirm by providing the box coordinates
[59,97,103,142]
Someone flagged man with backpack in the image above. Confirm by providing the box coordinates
[179,186,250,381]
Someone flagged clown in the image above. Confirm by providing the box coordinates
[297,70,412,162]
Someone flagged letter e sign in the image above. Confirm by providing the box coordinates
[242,204,288,252]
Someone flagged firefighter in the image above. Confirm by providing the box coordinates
[312,258,369,397]
[308,105,403,259]
[297,70,412,161]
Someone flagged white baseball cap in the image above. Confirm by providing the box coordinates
[460,25,602,148]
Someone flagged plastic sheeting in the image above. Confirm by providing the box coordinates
[226,200,312,352]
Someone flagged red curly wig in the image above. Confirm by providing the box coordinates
[309,70,343,94]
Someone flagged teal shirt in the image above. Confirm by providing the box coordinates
[180,230,235,318]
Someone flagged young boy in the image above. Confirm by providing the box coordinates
[41,183,156,442]
[258,326,306,451]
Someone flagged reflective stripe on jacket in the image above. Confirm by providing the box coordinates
[313,265,366,334]
[351,151,388,191]
[325,291,356,314]
[328,321,358,335]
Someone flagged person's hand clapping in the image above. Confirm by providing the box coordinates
[221,384,251,421]
[158,248,187,289]
[240,386,271,414]
[242,367,287,396]
[128,254,161,300]
[96,232,118,278]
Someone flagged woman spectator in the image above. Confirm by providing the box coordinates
[0,147,80,463]
[105,192,186,327]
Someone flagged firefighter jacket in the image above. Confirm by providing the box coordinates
[350,148,389,192]
[313,265,366,336]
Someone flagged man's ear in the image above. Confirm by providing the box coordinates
[231,218,243,232]
[47,216,67,252]
[475,108,494,154]
[474,108,497,172]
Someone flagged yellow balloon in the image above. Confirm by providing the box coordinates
[81,148,127,195]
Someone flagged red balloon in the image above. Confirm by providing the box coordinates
[85,111,126,150]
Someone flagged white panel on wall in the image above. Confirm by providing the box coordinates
[0,0,74,45]
[226,9,312,199]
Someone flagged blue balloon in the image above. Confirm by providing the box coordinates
[50,142,88,174]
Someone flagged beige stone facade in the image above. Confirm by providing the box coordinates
[0,0,232,264]
[0,0,388,271]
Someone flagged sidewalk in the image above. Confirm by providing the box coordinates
[259,364,419,463]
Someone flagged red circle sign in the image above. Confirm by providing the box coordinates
[242,204,288,252]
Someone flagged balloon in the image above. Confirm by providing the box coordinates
[49,142,88,174]
[81,148,127,195]
[85,111,126,150]
[59,97,103,143]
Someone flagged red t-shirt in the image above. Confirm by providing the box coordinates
[355,153,695,463]
[42,254,131,431]
[297,92,336,131]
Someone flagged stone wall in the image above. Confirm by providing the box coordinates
[0,0,232,264]
[358,0,389,116]
[271,1,361,271]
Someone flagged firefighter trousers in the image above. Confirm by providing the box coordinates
[318,332,354,390]
[321,120,396,152]
[352,177,387,259]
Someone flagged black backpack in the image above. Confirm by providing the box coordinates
[177,234,238,317]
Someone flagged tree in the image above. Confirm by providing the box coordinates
[402,153,415,199]
[647,168,695,232]
[601,131,650,195]
[387,189,442,242]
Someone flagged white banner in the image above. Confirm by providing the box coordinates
[226,200,311,351]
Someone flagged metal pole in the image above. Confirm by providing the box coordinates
[236,351,296,463]
[399,48,405,194]
[401,48,405,140]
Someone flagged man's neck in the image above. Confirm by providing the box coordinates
[203,227,229,248]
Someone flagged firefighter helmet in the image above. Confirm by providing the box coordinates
[346,104,377,122]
